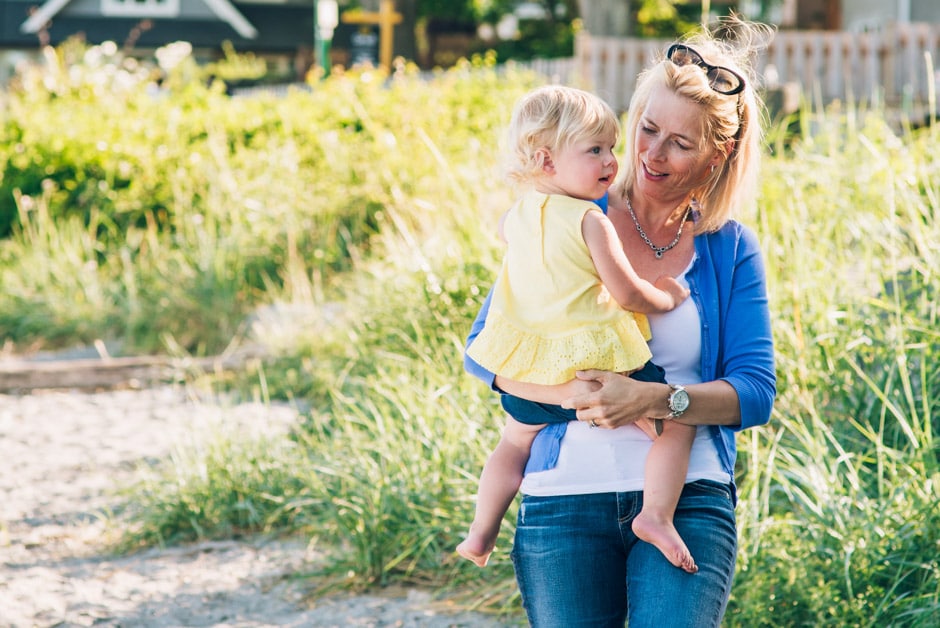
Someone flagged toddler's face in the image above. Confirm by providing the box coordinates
[541,132,619,201]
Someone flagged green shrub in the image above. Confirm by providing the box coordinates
[0,42,532,354]
[3,39,939,624]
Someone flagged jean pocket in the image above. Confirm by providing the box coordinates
[682,479,733,501]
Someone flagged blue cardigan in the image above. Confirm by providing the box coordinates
[464,212,776,485]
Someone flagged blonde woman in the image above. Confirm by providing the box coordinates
[465,19,776,626]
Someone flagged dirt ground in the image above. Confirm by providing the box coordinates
[0,385,511,627]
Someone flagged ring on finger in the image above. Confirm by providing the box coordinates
[590,419,599,428]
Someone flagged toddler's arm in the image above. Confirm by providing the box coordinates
[582,211,689,313]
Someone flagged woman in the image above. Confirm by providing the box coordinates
[464,19,776,627]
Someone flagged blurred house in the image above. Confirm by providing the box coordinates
[774,0,940,31]
[2,0,313,52]
[0,0,419,79]
[576,0,940,116]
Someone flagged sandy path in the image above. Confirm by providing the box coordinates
[0,386,507,627]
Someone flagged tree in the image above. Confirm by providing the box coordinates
[415,0,478,23]
[477,1,582,61]
[577,1,766,39]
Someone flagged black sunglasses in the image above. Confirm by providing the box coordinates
[667,44,746,96]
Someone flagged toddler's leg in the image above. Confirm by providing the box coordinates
[457,417,543,567]
[632,421,699,573]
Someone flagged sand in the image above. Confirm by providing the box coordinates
[0,385,508,627]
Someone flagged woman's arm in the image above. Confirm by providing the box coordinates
[561,372,740,429]
[710,226,776,433]
[463,287,498,388]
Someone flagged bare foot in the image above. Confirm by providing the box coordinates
[456,533,494,567]
[632,511,698,573]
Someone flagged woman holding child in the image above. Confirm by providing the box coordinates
[463,17,777,627]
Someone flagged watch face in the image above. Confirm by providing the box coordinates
[671,389,690,413]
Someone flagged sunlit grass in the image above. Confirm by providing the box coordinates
[1,41,938,623]
[729,105,940,626]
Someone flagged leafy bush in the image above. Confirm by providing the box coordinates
[0,42,532,354]
[730,109,940,626]
[3,39,939,624]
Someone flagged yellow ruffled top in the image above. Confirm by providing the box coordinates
[467,192,652,385]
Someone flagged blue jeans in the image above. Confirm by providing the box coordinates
[510,480,737,628]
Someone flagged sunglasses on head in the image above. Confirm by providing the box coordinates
[667,44,746,96]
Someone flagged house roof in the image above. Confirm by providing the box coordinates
[202,0,257,38]
[20,0,258,39]
[20,0,72,35]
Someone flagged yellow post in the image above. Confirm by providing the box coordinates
[341,0,403,70]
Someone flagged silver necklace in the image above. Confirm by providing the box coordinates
[625,197,691,259]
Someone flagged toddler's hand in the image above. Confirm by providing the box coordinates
[654,275,690,308]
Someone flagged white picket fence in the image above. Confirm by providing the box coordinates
[569,23,940,114]
[235,23,940,122]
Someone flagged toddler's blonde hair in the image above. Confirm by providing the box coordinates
[505,85,620,184]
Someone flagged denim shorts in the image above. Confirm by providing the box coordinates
[501,360,667,426]
[510,480,737,627]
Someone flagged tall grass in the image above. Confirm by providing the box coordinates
[2,41,938,623]
[730,106,940,626]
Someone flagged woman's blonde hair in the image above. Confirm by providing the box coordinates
[621,18,773,233]
[505,84,620,184]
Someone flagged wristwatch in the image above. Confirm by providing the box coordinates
[667,384,690,418]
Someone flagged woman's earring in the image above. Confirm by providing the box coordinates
[711,164,716,174]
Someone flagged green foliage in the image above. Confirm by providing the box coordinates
[635,0,699,38]
[119,432,315,547]
[0,41,532,355]
[4,38,940,623]
[730,105,940,626]
[478,14,577,61]
[203,40,268,82]
[417,0,481,23]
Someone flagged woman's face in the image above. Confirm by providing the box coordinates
[633,84,719,206]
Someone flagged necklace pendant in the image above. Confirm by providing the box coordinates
[625,196,691,261]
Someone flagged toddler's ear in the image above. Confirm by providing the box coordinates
[536,147,555,174]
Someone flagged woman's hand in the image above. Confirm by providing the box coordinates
[560,369,664,429]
